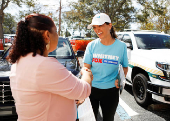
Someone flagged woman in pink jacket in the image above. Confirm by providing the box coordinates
[8,13,93,121]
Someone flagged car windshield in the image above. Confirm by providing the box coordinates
[0,59,11,71]
[0,38,73,71]
[48,38,73,58]
[134,34,170,49]
[0,48,11,71]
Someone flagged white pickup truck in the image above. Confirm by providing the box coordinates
[117,30,170,107]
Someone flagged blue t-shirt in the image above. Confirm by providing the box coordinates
[83,38,128,89]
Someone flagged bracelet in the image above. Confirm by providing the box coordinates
[85,69,92,72]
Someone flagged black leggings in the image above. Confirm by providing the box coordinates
[89,87,119,121]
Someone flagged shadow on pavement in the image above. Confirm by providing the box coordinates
[97,112,103,121]
[124,84,133,96]
[0,115,17,121]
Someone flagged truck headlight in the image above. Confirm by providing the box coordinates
[156,62,170,80]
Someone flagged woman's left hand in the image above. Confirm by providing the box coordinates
[76,99,85,107]
[115,79,119,88]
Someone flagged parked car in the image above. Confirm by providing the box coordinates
[68,35,84,40]
[48,37,83,76]
[4,36,11,43]
[0,37,83,119]
[8,34,16,44]
[117,30,170,107]
[3,34,16,44]
[0,50,4,57]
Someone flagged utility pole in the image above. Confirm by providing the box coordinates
[58,0,61,36]
[0,8,4,45]
[0,9,4,39]
[66,28,67,37]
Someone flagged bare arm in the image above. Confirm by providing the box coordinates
[80,63,92,86]
[76,63,93,105]
[81,68,93,87]
[115,67,128,88]
[83,63,91,69]
[123,67,128,77]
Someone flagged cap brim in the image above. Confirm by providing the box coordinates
[87,24,93,29]
[87,21,105,29]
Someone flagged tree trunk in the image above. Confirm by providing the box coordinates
[58,0,61,36]
[0,9,4,40]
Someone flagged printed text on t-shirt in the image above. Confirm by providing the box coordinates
[92,54,119,65]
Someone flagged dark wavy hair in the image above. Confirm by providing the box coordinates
[8,13,55,63]
[105,22,117,39]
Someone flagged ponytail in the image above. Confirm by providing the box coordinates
[16,20,30,54]
[105,22,117,39]
[8,14,54,63]
[110,26,117,39]
[8,20,30,63]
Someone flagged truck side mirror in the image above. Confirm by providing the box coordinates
[76,50,84,57]
[126,43,133,50]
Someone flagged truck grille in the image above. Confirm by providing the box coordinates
[147,81,170,101]
[0,81,14,106]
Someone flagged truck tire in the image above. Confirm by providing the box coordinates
[132,73,152,107]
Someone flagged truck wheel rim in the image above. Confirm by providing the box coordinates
[135,79,145,100]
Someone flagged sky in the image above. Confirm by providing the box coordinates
[3,0,140,36]
[4,0,78,16]
[4,0,81,36]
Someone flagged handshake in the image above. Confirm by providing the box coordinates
[75,67,93,106]
[80,67,93,81]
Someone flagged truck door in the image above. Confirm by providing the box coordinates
[121,34,133,83]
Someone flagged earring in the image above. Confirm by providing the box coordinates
[46,41,50,50]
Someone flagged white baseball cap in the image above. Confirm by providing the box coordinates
[87,13,111,29]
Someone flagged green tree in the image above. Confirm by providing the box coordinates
[17,1,41,20]
[64,0,135,36]
[136,0,169,32]
[154,0,170,33]
[0,0,36,40]
[3,13,16,34]
[136,1,151,28]
[140,22,154,30]
[42,0,66,36]
[65,29,71,37]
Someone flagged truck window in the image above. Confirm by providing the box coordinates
[122,34,132,45]
[134,34,170,49]
[117,34,124,40]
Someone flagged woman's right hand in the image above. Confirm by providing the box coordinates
[81,67,91,74]
[115,79,119,88]
[81,67,93,79]
[80,67,93,86]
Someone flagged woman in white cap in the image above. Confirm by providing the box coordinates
[83,13,128,121]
